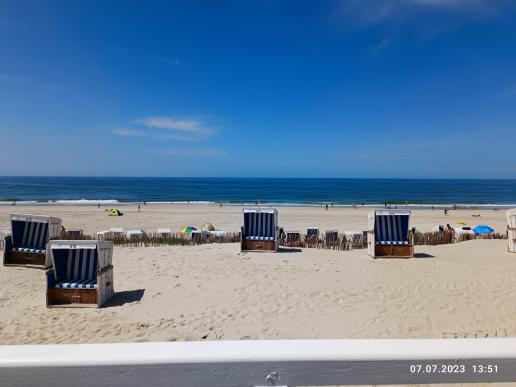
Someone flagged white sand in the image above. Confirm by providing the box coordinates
[0,205,514,345]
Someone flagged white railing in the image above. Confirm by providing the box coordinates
[2,339,516,386]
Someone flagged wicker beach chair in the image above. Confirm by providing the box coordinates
[367,210,414,258]
[286,230,301,247]
[3,214,62,268]
[241,208,279,252]
[306,227,319,238]
[46,240,114,307]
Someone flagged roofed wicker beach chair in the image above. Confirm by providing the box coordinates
[286,230,301,247]
[306,227,319,238]
[157,228,172,238]
[508,209,516,253]
[241,208,279,252]
[46,240,114,308]
[3,214,62,268]
[367,210,414,258]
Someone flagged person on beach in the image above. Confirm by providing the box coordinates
[138,204,141,212]
[444,209,448,216]
[325,204,328,210]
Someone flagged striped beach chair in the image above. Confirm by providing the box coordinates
[306,227,319,238]
[3,214,62,268]
[367,210,414,258]
[507,209,516,253]
[241,208,278,252]
[46,240,114,307]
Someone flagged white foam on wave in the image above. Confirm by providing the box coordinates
[171,201,215,205]
[52,199,120,204]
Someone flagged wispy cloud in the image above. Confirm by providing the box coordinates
[0,73,62,91]
[504,86,516,97]
[369,37,392,54]
[335,0,512,25]
[154,148,227,157]
[162,58,183,65]
[112,127,198,142]
[135,116,214,135]
[113,128,148,137]
[113,116,219,144]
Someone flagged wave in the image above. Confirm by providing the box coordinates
[0,199,514,208]
[52,199,120,204]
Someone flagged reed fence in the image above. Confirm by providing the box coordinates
[0,230,504,252]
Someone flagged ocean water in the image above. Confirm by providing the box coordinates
[0,177,515,206]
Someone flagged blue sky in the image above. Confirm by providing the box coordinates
[1,0,516,178]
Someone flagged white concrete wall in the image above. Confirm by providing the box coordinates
[2,339,516,386]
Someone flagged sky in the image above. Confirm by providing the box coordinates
[1,0,516,178]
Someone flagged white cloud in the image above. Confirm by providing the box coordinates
[135,116,214,135]
[113,128,148,137]
[112,128,198,142]
[113,116,220,144]
[155,148,227,157]
[336,0,511,24]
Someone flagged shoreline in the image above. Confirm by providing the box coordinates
[0,200,515,210]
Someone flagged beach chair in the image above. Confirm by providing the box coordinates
[286,231,301,247]
[3,214,62,268]
[344,231,366,250]
[507,209,516,253]
[241,208,279,252]
[96,230,112,240]
[46,240,114,308]
[126,229,146,240]
[157,228,172,238]
[367,210,414,258]
[325,230,338,244]
[453,227,475,243]
[306,227,319,238]
[109,228,124,237]
[67,228,83,238]
[191,230,209,242]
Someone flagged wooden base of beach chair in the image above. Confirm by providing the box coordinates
[241,240,277,252]
[47,288,100,308]
[3,251,47,268]
[373,244,414,259]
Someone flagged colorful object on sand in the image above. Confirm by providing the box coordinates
[473,225,495,235]
[456,221,466,225]
[180,226,197,233]
[108,209,123,216]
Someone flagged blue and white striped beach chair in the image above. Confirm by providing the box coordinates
[367,210,414,258]
[3,214,62,268]
[241,208,279,251]
[46,240,114,307]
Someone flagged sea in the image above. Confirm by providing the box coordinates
[0,177,515,208]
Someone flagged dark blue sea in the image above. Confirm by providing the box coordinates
[0,177,515,206]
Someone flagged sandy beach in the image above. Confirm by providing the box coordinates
[0,204,514,345]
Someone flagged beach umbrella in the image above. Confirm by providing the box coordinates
[472,225,495,235]
[202,223,215,231]
[180,226,197,233]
